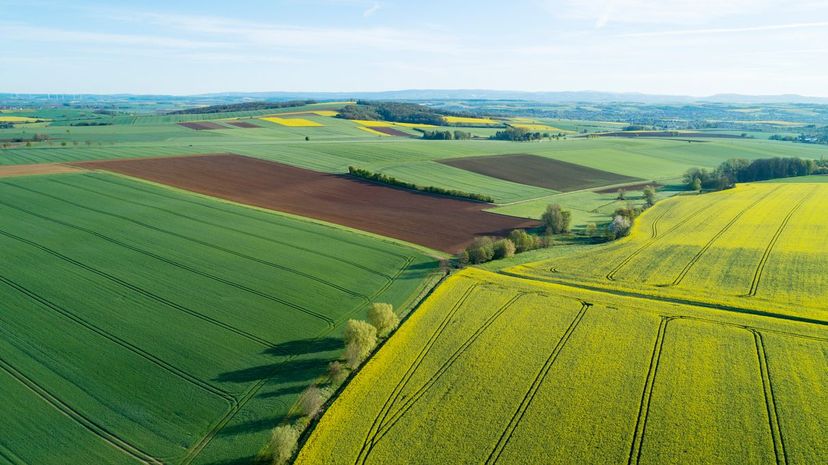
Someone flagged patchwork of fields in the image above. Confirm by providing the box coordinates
[296,268,827,465]
[76,154,540,253]
[0,172,440,465]
[508,183,828,320]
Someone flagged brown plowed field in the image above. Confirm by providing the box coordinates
[367,126,414,137]
[177,121,226,130]
[439,154,641,192]
[226,121,261,128]
[74,154,539,253]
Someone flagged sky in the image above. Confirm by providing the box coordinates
[2,0,828,96]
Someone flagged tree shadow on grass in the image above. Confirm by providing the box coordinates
[217,414,302,436]
[262,337,340,357]
[200,456,258,465]
[257,384,308,399]
[214,358,329,384]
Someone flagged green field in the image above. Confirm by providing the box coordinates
[296,268,827,465]
[0,172,441,465]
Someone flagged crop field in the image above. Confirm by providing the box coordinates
[75,154,540,253]
[260,117,324,127]
[444,116,501,125]
[296,268,828,465]
[439,153,643,192]
[508,183,828,320]
[0,172,441,465]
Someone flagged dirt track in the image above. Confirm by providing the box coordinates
[0,163,84,178]
[74,154,539,253]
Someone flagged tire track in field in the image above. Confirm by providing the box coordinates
[0,198,337,326]
[485,302,591,465]
[747,188,816,297]
[670,186,782,287]
[606,199,716,281]
[0,228,284,348]
[179,257,427,465]
[0,356,164,465]
[353,284,479,465]
[51,176,398,281]
[370,293,528,446]
[0,444,26,465]
[752,331,788,465]
[81,173,412,260]
[0,274,238,408]
[5,181,367,305]
[627,316,670,465]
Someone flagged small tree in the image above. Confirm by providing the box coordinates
[493,238,516,259]
[299,385,328,418]
[642,185,657,207]
[343,320,377,368]
[367,303,399,337]
[585,222,598,238]
[271,425,299,465]
[507,229,537,253]
[617,188,626,200]
[609,215,632,238]
[328,361,347,384]
[465,236,495,264]
[691,177,702,191]
[541,204,571,234]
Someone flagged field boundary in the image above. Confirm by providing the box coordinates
[752,331,788,465]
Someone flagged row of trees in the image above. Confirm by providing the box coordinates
[348,166,494,202]
[489,127,548,142]
[167,99,315,115]
[683,157,820,190]
[269,302,401,464]
[420,130,472,140]
[337,101,448,125]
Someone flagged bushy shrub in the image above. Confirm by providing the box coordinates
[541,204,571,234]
[367,303,399,337]
[608,215,632,239]
[507,229,539,253]
[271,425,300,465]
[343,320,377,368]
[327,361,347,384]
[493,238,516,259]
[465,236,495,264]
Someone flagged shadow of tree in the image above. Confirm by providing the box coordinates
[262,337,340,357]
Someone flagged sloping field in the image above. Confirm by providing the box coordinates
[226,120,261,128]
[365,126,414,137]
[0,162,84,178]
[508,183,828,321]
[0,172,440,465]
[260,117,323,127]
[177,121,226,130]
[74,154,540,253]
[439,154,642,192]
[296,268,827,465]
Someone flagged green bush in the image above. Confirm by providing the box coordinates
[466,237,495,264]
[343,320,378,368]
[367,303,399,337]
[541,204,571,234]
[271,425,300,465]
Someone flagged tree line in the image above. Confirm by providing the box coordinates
[348,166,494,202]
[684,157,822,190]
[337,101,447,125]
[167,99,316,115]
[419,129,472,140]
[489,127,549,142]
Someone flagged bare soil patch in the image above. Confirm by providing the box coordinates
[74,154,538,253]
[439,154,641,192]
[367,126,414,137]
[177,121,227,130]
[0,163,84,178]
[226,121,261,128]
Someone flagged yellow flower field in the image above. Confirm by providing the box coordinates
[443,115,500,125]
[357,126,390,136]
[259,116,323,127]
[296,268,827,464]
[0,116,44,123]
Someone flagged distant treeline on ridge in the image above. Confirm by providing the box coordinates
[167,100,317,115]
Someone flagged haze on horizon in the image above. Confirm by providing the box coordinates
[1,0,827,97]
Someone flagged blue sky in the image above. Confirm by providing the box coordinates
[2,0,827,96]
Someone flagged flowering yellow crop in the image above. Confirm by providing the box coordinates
[443,116,500,125]
[260,117,323,127]
[0,116,43,123]
[357,126,389,136]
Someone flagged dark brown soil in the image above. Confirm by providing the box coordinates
[439,154,641,192]
[73,154,539,253]
[367,126,414,137]
[177,122,227,130]
[226,121,261,128]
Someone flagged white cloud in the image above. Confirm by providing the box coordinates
[554,0,777,26]
[363,1,382,17]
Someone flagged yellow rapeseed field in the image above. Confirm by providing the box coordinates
[0,116,44,123]
[350,120,437,128]
[508,183,828,320]
[357,126,390,136]
[443,115,500,125]
[260,117,323,127]
[296,268,827,464]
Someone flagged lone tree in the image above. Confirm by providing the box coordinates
[642,185,657,207]
[541,204,571,234]
[617,188,626,200]
[271,425,299,465]
[691,177,702,191]
[343,319,377,368]
[367,303,399,338]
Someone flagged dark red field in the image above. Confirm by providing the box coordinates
[226,121,261,128]
[177,121,227,130]
[367,126,414,137]
[74,154,539,253]
[439,154,641,192]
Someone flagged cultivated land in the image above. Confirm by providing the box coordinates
[296,268,828,465]
[439,153,643,192]
[76,154,540,253]
[0,172,441,465]
[508,183,828,321]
